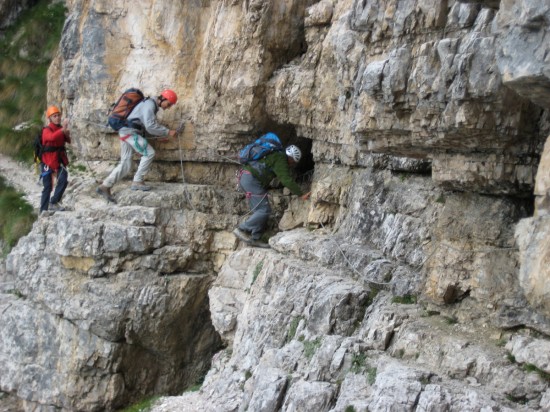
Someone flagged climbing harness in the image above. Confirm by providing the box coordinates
[39,164,68,192]
[133,134,148,156]
[119,133,149,156]
[236,169,265,196]
[236,168,269,217]
[38,164,51,184]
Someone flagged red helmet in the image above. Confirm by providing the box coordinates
[160,89,177,104]
[46,105,61,118]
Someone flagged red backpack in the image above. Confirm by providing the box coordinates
[107,88,145,131]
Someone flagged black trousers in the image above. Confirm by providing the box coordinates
[40,164,68,212]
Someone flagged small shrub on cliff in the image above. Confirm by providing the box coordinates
[0,176,36,255]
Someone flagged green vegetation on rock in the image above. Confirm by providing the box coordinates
[0,176,35,256]
[0,0,66,162]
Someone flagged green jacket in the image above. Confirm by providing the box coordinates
[243,151,303,196]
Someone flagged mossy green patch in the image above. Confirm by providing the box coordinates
[252,259,264,284]
[0,176,36,255]
[287,316,304,342]
[391,295,417,304]
[303,337,322,360]
[119,396,160,412]
[350,352,367,373]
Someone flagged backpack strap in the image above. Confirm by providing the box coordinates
[149,97,158,115]
[125,97,151,131]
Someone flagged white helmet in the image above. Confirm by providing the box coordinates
[285,145,302,162]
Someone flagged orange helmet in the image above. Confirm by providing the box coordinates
[160,89,177,105]
[46,106,61,118]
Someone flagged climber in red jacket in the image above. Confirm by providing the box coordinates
[39,105,71,213]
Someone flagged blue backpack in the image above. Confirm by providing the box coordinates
[238,133,283,164]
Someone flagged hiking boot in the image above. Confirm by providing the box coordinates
[96,185,117,203]
[131,182,151,191]
[248,239,270,248]
[49,202,66,212]
[233,228,252,242]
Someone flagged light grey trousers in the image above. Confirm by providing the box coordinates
[238,171,271,240]
[103,132,155,187]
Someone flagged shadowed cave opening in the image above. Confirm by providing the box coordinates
[259,122,315,185]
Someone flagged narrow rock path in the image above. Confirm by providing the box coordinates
[0,153,41,210]
[0,153,108,213]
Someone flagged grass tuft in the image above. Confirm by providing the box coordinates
[350,352,367,373]
[286,316,304,343]
[391,295,417,304]
[443,315,458,325]
[119,396,160,412]
[0,176,36,256]
[523,363,550,382]
[251,260,264,284]
[303,337,322,360]
[367,366,377,385]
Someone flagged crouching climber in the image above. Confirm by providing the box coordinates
[39,105,71,213]
[233,140,310,248]
[97,89,179,202]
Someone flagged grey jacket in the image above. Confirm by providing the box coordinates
[119,98,169,137]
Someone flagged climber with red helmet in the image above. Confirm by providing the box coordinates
[39,105,71,213]
[233,136,310,248]
[97,89,178,201]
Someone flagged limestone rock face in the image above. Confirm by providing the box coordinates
[495,0,550,108]
[1,179,247,410]
[2,0,550,410]
[515,115,550,319]
[158,234,547,411]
